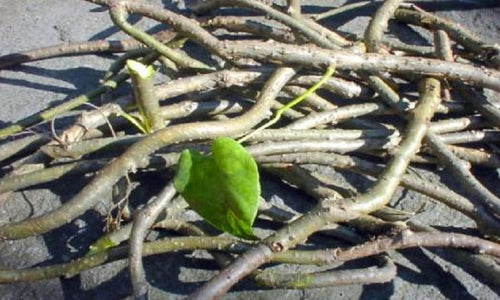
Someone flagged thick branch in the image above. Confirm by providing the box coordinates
[0,67,296,240]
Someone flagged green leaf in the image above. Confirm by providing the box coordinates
[173,149,193,193]
[173,137,260,239]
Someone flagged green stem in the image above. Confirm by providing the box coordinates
[286,102,387,130]
[0,74,125,140]
[0,52,158,140]
[188,78,442,298]
[0,67,296,240]
[126,59,164,132]
[238,64,335,142]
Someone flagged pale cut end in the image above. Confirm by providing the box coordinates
[126,59,155,78]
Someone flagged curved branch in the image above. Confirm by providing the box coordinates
[364,0,406,53]
[129,183,176,300]
[0,67,296,240]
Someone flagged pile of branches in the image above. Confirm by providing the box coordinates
[1,0,499,299]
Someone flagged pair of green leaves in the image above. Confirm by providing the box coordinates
[174,137,260,240]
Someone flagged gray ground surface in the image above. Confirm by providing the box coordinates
[0,0,499,299]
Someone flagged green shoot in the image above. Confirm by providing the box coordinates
[238,64,336,143]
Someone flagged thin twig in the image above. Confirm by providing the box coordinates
[0,67,296,240]
[128,183,176,300]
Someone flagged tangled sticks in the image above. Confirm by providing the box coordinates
[0,0,500,299]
